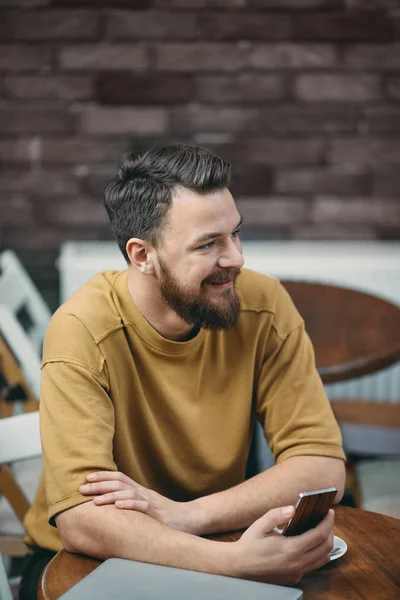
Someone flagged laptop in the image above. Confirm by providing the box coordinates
[60,558,303,599]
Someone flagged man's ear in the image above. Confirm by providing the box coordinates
[126,238,156,275]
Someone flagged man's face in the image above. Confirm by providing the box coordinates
[153,187,244,330]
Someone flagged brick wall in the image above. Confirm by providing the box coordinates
[0,0,399,309]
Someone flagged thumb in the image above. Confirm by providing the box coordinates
[249,505,295,537]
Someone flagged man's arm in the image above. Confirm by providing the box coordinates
[186,455,345,535]
[81,455,345,535]
[56,498,336,586]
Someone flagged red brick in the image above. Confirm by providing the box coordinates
[0,140,34,165]
[53,0,151,6]
[196,74,285,102]
[275,166,367,195]
[235,197,309,226]
[386,77,400,101]
[348,0,399,7]
[97,73,195,105]
[328,138,400,166]
[38,195,109,225]
[235,138,325,166]
[3,76,93,101]
[372,169,400,195]
[344,44,400,69]
[0,10,100,41]
[257,105,359,134]
[106,10,199,39]
[231,165,273,195]
[293,224,376,240]
[0,169,79,195]
[0,45,52,71]
[295,74,381,102]
[365,106,400,132]
[78,107,167,135]
[1,225,105,252]
[197,12,292,40]
[249,44,337,69]
[0,108,74,134]
[293,11,395,42]
[1,0,50,5]
[78,165,117,196]
[312,196,400,225]
[154,0,246,7]
[59,44,149,71]
[0,194,34,225]
[155,43,249,71]
[41,138,126,164]
[248,0,340,7]
[170,105,259,134]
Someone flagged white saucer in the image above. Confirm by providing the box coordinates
[330,535,347,561]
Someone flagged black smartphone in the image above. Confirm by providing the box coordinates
[282,487,337,536]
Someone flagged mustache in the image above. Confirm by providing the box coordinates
[202,268,241,285]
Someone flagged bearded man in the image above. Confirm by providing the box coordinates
[20,143,345,599]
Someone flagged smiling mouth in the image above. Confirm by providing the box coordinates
[208,279,233,287]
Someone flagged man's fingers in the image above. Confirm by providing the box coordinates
[246,506,295,537]
[86,471,139,488]
[92,489,141,505]
[80,481,132,495]
[115,499,149,512]
[301,531,334,573]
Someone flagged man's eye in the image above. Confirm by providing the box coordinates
[198,241,214,250]
[231,229,241,239]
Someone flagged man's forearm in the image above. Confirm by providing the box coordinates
[57,501,234,575]
[187,456,345,535]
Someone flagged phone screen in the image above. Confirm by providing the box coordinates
[282,487,337,537]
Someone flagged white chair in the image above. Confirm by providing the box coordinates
[0,411,42,594]
[0,250,51,355]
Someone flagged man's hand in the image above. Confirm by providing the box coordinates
[232,506,335,585]
[79,471,201,534]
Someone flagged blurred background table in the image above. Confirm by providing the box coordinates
[281,280,400,385]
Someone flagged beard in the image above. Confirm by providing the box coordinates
[157,257,241,331]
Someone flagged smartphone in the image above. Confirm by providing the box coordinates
[281,487,337,536]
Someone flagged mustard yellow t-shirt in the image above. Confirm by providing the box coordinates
[24,268,345,551]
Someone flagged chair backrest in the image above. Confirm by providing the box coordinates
[331,400,400,455]
[0,412,41,464]
[0,250,51,354]
[0,306,41,400]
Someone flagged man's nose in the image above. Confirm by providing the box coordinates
[218,238,244,270]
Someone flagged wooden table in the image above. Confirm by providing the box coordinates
[38,506,400,600]
[282,281,400,384]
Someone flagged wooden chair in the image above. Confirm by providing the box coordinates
[0,411,42,556]
[0,305,42,400]
[0,337,41,564]
[0,332,39,418]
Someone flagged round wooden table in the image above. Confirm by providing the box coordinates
[282,281,400,384]
[38,506,400,600]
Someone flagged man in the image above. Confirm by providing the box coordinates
[20,143,345,598]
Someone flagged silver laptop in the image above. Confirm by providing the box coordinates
[60,558,303,600]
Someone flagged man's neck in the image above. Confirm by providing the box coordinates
[127,267,196,342]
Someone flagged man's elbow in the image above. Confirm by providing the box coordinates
[55,502,93,554]
[331,460,346,504]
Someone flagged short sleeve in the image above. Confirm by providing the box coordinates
[40,311,117,526]
[256,313,346,465]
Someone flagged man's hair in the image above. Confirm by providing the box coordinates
[104,142,232,263]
